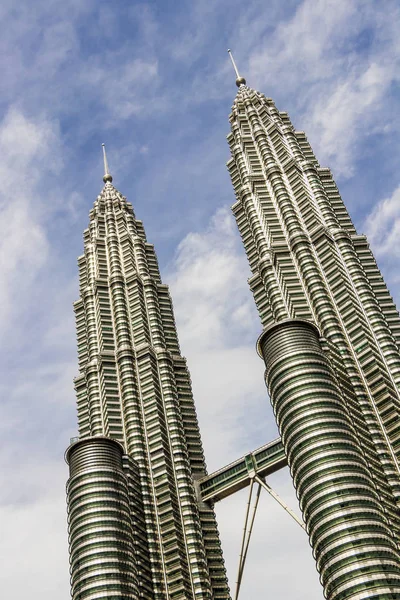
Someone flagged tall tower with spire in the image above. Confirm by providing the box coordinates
[65,148,230,600]
[64,56,400,600]
[224,51,400,599]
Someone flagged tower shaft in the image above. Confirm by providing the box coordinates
[67,180,230,599]
[227,81,400,599]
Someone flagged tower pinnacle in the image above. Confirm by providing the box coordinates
[227,49,246,87]
[102,143,113,183]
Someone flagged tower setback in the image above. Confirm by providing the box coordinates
[65,160,230,600]
[226,67,400,599]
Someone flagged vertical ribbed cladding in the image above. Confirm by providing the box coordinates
[66,437,139,600]
[258,320,400,600]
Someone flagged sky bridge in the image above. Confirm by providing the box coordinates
[199,438,287,503]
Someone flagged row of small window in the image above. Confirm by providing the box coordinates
[70,509,132,530]
[74,580,137,599]
[325,564,400,598]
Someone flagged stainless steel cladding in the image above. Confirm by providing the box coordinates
[258,320,400,600]
[67,436,124,477]
[227,75,400,599]
[66,437,139,600]
[69,175,229,599]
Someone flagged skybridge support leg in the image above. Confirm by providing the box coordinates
[234,473,304,599]
[234,478,262,600]
[254,475,305,530]
[234,479,253,600]
[237,482,261,594]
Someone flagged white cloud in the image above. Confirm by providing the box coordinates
[0,106,75,600]
[0,360,75,600]
[364,184,400,259]
[0,461,70,600]
[304,60,398,177]
[167,207,270,464]
[83,57,160,119]
[248,0,356,83]
[0,108,63,331]
[34,20,79,77]
[0,1,165,129]
[241,0,400,178]
[168,207,258,351]
[363,184,400,305]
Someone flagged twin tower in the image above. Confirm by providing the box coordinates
[65,62,400,600]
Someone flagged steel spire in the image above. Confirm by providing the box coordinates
[102,143,113,183]
[227,49,246,87]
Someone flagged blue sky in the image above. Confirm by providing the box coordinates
[0,0,399,598]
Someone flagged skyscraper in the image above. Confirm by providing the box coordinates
[65,53,400,600]
[225,52,400,599]
[65,149,230,600]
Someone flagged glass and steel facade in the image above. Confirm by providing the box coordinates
[66,177,230,599]
[66,437,142,600]
[65,73,400,600]
[227,79,400,599]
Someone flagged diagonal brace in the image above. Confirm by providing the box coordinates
[234,479,262,600]
[254,475,306,530]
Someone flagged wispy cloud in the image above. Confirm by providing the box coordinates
[364,185,400,259]
[306,60,397,177]
[363,183,400,303]
[241,0,400,178]
[89,58,159,118]
[0,108,62,331]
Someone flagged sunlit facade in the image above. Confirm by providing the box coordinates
[64,65,400,600]
[65,170,230,600]
[226,72,400,599]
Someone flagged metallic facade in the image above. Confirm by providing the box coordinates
[66,173,230,599]
[227,75,400,599]
[65,68,400,599]
[66,438,141,599]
